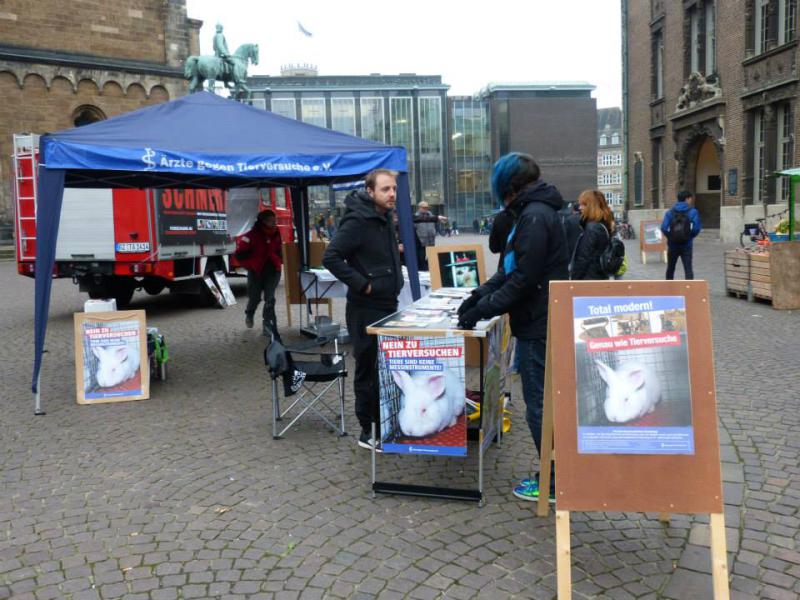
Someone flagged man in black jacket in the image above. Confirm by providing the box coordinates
[323,169,404,450]
[457,153,569,502]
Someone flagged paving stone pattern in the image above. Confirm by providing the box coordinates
[0,235,798,599]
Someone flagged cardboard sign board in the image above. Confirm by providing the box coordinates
[203,275,226,307]
[74,310,149,404]
[642,221,664,246]
[214,270,237,305]
[640,220,667,265]
[427,244,486,290]
[377,335,467,456]
[542,280,729,600]
[549,280,722,514]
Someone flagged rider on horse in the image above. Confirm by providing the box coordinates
[213,23,234,82]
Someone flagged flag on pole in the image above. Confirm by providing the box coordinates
[298,21,313,37]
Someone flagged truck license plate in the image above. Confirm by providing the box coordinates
[116,242,150,253]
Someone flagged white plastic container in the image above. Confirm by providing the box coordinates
[84,298,117,313]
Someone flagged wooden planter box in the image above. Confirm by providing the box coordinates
[749,252,772,301]
[725,242,800,309]
[724,249,750,297]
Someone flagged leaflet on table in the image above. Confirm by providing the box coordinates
[378,336,467,456]
[573,296,695,455]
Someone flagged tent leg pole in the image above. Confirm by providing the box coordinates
[34,373,45,416]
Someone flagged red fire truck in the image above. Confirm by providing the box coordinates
[13,133,294,306]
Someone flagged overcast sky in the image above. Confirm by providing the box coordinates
[185,0,622,108]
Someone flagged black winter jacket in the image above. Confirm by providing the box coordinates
[322,189,403,310]
[473,181,569,340]
[488,209,515,271]
[570,221,611,281]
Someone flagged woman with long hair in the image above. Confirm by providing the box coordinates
[569,189,615,280]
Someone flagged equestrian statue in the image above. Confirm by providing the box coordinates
[184,24,259,101]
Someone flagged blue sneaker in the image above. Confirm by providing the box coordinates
[513,476,555,503]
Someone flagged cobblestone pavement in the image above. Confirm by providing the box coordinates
[1,234,798,599]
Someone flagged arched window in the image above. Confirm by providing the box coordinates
[72,105,106,127]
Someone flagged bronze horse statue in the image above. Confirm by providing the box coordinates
[184,43,259,101]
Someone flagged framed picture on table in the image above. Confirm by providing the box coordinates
[426,244,486,290]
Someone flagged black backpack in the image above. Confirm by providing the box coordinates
[668,209,692,244]
[599,225,626,277]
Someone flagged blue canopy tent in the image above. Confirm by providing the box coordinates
[33,91,420,414]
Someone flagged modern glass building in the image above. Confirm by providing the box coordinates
[247,72,449,215]
[246,73,596,226]
[448,97,493,229]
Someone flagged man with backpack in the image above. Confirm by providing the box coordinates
[661,191,702,280]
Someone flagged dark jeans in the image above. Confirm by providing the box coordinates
[346,302,395,435]
[246,266,281,334]
[516,337,555,484]
[666,245,694,280]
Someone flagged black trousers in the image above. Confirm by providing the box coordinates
[246,266,281,333]
[666,245,694,280]
[346,302,395,435]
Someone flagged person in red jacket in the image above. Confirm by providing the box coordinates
[236,210,283,337]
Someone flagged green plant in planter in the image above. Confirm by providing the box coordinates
[774,218,800,234]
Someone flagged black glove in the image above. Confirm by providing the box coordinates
[458,306,483,330]
[457,292,481,317]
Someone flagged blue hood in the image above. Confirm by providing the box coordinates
[672,201,692,212]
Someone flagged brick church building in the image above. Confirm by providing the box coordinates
[623,0,799,242]
[0,0,201,228]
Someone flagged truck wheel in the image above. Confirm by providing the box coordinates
[143,279,166,295]
[111,281,135,308]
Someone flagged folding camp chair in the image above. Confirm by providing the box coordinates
[264,327,348,439]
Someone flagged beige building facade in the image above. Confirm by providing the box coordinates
[0,0,201,228]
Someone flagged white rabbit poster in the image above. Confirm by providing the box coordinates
[377,335,467,456]
[74,310,149,404]
[572,296,694,455]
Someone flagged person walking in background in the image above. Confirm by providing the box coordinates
[661,190,701,280]
[323,169,404,450]
[326,214,336,239]
[413,201,446,249]
[456,153,569,503]
[394,211,428,271]
[569,190,615,280]
[236,209,283,338]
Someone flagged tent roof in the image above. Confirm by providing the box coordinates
[776,168,800,178]
[40,91,407,188]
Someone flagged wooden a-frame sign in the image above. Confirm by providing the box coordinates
[640,220,668,264]
[536,280,729,599]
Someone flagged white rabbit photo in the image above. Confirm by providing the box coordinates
[90,342,141,390]
[454,266,478,288]
[391,368,465,438]
[595,359,661,423]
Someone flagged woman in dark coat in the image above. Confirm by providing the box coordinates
[569,189,615,280]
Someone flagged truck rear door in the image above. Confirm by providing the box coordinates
[55,189,115,260]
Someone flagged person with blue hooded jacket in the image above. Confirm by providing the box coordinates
[660,190,702,279]
[457,153,569,503]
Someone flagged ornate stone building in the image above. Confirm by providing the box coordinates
[0,0,201,228]
[623,0,799,241]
